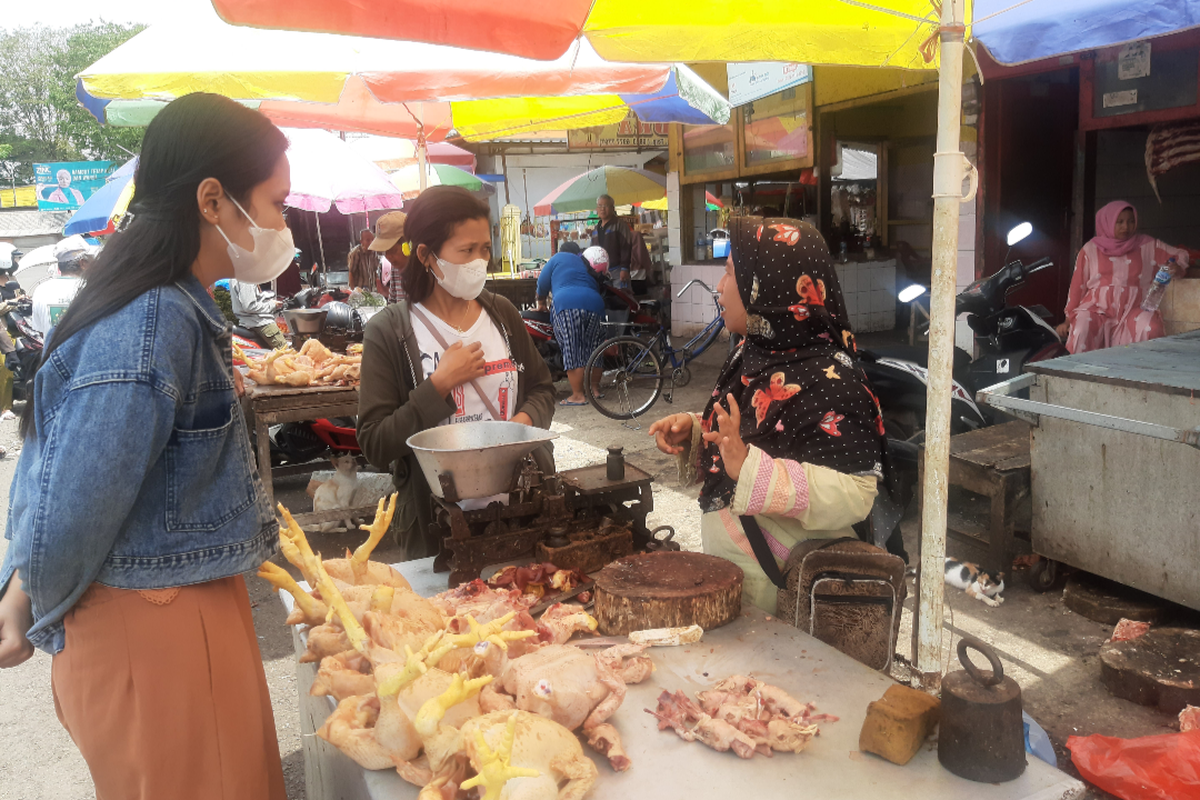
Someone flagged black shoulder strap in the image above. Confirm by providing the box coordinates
[740,515,787,589]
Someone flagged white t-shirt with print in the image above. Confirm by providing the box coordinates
[412,303,519,425]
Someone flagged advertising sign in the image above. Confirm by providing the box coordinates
[727,62,812,107]
[568,112,669,150]
[34,160,116,210]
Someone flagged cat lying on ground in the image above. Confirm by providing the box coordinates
[944,558,1006,607]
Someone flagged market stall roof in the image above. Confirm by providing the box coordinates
[973,0,1200,66]
[211,0,951,69]
[77,6,730,141]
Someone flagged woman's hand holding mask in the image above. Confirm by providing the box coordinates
[430,340,486,397]
[703,394,749,480]
[648,413,694,455]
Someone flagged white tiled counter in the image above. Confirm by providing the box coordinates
[835,258,896,333]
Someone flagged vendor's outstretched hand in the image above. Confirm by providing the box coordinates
[648,413,694,455]
[703,394,749,481]
[1054,321,1069,340]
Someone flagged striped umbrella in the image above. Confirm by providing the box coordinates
[63,157,137,236]
[389,163,492,198]
[534,167,665,216]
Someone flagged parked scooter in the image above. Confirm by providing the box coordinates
[5,298,43,401]
[859,224,1068,440]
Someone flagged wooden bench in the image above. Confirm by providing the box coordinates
[919,421,1032,573]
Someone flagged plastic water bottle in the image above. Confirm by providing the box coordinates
[1141,258,1177,312]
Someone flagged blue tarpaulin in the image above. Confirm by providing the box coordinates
[974,0,1200,65]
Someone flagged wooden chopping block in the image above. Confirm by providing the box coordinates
[1100,627,1200,714]
[593,551,742,635]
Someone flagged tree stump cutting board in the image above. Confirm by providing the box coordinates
[593,551,743,635]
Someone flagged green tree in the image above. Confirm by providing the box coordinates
[0,22,145,186]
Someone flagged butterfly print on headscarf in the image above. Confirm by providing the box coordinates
[751,371,801,426]
[789,303,810,321]
[824,365,841,380]
[796,274,826,306]
[819,411,846,436]
[769,223,802,246]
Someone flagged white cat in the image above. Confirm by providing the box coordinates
[944,558,1006,607]
[312,453,360,532]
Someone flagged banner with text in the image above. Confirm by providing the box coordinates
[34,160,116,211]
[727,62,812,107]
[568,112,669,150]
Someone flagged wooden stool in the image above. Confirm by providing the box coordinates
[919,421,1032,573]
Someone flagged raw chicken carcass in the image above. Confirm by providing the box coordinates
[498,642,651,771]
[317,694,394,770]
[458,711,598,800]
[536,603,599,645]
[312,651,376,701]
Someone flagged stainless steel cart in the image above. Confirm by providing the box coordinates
[979,331,1200,609]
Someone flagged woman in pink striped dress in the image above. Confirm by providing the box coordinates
[1057,201,1189,354]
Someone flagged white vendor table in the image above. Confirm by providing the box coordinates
[285,558,1083,800]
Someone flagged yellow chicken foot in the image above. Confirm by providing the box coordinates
[375,644,429,698]
[277,504,321,582]
[350,493,398,583]
[460,713,540,800]
[257,562,327,625]
[426,613,536,668]
[315,556,370,655]
[414,673,493,738]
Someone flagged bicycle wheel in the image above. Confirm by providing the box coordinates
[585,336,664,420]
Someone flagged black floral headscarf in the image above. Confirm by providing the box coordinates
[698,217,887,512]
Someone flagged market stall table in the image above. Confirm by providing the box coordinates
[244,380,378,529]
[282,558,1083,800]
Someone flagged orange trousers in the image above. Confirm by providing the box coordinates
[51,576,287,800]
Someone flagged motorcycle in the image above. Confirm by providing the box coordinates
[4,297,43,401]
[859,225,1068,440]
[522,279,661,380]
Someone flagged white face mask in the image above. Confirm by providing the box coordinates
[216,196,295,284]
[433,254,489,300]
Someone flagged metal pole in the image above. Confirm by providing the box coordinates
[916,0,972,694]
[314,211,327,271]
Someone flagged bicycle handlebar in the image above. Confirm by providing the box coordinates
[677,279,718,299]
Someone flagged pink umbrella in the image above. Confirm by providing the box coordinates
[282,127,405,213]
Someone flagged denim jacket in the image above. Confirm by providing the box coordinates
[1,275,278,654]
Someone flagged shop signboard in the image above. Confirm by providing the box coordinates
[567,113,669,150]
[727,62,812,107]
[34,160,116,210]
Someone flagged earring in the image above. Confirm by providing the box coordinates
[401,242,411,257]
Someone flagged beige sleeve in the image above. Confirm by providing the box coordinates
[730,445,877,530]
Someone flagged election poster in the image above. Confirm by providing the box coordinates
[34,161,116,211]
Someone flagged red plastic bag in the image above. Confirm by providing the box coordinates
[1067,730,1200,800]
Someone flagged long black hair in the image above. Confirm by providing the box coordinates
[20,93,288,439]
[400,186,491,304]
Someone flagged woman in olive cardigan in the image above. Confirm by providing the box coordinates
[357,189,556,560]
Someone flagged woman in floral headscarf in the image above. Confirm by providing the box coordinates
[649,217,887,613]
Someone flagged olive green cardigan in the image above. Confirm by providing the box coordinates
[356,291,557,560]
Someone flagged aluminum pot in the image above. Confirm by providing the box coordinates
[407,421,558,501]
[282,308,328,334]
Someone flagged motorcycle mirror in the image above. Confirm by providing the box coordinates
[1006,222,1033,247]
[898,284,927,303]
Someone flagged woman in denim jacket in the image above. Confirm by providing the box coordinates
[0,94,290,799]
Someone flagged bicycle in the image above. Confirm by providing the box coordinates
[584,279,725,420]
